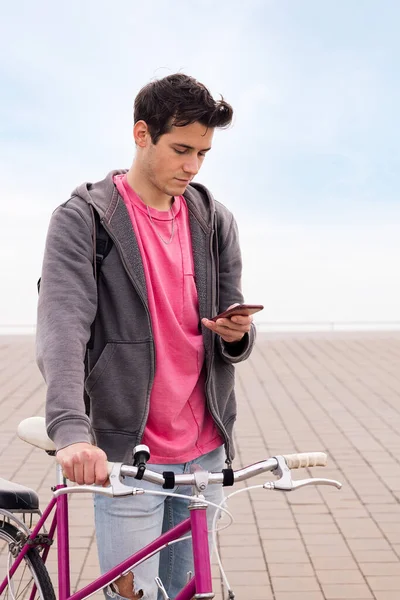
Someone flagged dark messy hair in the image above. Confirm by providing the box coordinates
[134,73,233,144]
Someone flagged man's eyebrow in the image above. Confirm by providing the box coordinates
[172,143,212,152]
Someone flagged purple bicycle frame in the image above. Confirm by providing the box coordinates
[1,483,214,600]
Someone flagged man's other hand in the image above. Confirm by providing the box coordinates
[202,304,252,344]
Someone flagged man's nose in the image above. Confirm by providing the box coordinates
[183,156,200,175]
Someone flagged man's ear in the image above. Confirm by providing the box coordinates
[133,120,150,148]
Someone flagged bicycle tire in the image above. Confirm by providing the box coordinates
[0,521,56,600]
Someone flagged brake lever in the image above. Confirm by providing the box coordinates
[53,463,144,498]
[273,477,342,491]
[263,455,342,491]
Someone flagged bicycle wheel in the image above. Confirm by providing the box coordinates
[0,521,55,600]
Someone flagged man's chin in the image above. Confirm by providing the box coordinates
[168,179,190,195]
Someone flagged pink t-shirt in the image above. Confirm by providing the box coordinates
[113,174,222,463]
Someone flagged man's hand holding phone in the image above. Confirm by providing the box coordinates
[201,303,263,344]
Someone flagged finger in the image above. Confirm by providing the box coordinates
[95,456,109,485]
[230,315,253,325]
[202,318,217,330]
[202,318,249,339]
[216,326,248,340]
[71,455,85,485]
[215,319,250,332]
[58,457,75,482]
[82,456,96,485]
[221,332,244,343]
[79,448,97,485]
[202,319,233,334]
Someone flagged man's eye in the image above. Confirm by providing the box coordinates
[174,148,186,155]
[199,153,206,158]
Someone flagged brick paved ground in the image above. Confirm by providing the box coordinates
[1,333,400,599]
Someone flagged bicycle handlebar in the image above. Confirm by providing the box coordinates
[282,452,327,468]
[115,457,278,486]
[15,417,340,497]
[53,451,341,498]
[109,451,327,486]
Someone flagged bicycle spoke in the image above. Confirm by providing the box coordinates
[0,522,55,600]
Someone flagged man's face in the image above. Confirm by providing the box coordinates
[141,121,214,197]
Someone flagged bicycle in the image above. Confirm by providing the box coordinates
[0,417,342,600]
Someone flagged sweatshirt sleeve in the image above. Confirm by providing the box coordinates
[215,209,256,364]
[36,201,97,450]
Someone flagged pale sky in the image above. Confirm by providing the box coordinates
[1,0,400,331]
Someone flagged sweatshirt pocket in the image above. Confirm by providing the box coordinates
[85,341,152,433]
[85,343,117,394]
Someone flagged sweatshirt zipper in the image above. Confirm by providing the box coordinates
[204,214,232,466]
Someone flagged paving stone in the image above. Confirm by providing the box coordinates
[2,332,400,599]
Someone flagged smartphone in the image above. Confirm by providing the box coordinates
[210,304,264,322]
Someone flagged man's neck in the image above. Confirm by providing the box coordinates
[126,165,173,211]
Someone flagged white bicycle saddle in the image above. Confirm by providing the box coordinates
[17,416,56,452]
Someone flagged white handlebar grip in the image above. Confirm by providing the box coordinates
[282,452,327,468]
[107,462,114,476]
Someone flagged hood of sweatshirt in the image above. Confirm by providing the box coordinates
[71,169,216,231]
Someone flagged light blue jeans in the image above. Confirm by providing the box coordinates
[94,445,225,600]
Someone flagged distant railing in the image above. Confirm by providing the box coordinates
[1,322,400,335]
[256,321,400,332]
[0,325,37,335]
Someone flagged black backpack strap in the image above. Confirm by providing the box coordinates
[85,206,113,416]
[92,205,112,280]
[87,205,112,350]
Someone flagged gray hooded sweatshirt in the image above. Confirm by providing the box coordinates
[36,170,256,464]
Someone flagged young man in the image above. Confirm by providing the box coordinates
[37,73,256,600]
